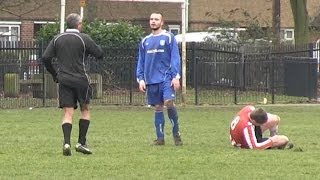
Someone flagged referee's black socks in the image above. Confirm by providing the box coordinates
[78,119,90,145]
[62,123,72,145]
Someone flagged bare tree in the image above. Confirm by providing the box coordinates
[0,0,55,18]
[290,0,309,45]
[272,0,280,45]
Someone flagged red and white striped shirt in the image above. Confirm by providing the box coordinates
[229,105,273,149]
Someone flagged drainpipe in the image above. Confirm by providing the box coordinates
[60,0,66,33]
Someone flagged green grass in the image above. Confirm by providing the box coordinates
[1,105,320,179]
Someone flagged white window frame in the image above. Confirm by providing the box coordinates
[281,28,294,41]
[168,25,180,35]
[0,21,21,41]
[34,21,55,24]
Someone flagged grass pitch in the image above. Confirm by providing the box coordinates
[1,105,320,179]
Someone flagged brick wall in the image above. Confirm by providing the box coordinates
[20,21,34,41]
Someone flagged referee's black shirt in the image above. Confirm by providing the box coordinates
[42,29,103,87]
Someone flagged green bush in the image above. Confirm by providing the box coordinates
[82,20,144,48]
[35,22,60,42]
[35,20,144,48]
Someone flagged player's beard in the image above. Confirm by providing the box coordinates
[151,26,161,31]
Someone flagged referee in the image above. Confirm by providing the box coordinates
[42,13,103,156]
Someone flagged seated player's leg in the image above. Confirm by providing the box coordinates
[269,135,289,148]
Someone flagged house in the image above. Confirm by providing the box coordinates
[188,0,320,41]
[0,0,320,42]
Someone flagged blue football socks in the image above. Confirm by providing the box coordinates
[167,106,179,136]
[154,111,165,139]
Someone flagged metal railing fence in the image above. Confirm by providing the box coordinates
[0,41,319,108]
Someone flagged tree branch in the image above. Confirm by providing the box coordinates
[0,0,56,18]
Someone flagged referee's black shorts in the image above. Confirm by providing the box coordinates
[58,83,92,109]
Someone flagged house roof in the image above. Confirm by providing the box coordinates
[189,0,320,28]
[1,0,320,29]
[0,0,73,21]
[0,0,181,22]
[189,0,272,27]
[94,1,181,22]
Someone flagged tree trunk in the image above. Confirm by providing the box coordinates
[272,0,281,46]
[290,0,309,45]
[86,0,97,22]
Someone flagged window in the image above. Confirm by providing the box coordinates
[168,25,180,35]
[0,22,21,41]
[280,29,294,40]
[34,21,55,37]
[286,30,293,39]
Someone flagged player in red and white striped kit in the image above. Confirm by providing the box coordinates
[229,105,292,150]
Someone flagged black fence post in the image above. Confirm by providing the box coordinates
[271,54,275,104]
[129,49,135,105]
[308,43,314,58]
[39,40,46,107]
[234,61,238,104]
[308,43,313,100]
[307,43,318,100]
[240,46,245,91]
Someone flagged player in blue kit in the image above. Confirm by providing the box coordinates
[136,12,182,146]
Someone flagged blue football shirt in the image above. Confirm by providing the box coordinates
[136,30,181,85]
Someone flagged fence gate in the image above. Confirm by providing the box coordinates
[284,57,318,99]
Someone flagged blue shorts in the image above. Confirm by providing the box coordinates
[146,81,175,106]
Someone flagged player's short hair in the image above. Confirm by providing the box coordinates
[66,13,81,29]
[250,108,268,124]
[151,12,163,20]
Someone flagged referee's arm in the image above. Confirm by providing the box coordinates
[42,40,58,81]
[84,35,104,59]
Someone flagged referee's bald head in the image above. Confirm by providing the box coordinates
[66,13,82,29]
